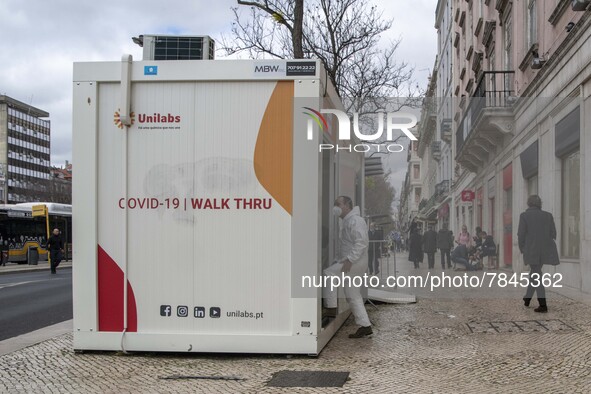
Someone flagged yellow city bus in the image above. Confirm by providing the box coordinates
[0,203,72,265]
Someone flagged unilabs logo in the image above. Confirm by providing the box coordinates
[113,111,182,130]
[114,110,135,129]
[138,113,181,124]
[302,108,418,153]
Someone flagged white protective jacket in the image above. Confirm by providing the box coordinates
[337,206,369,266]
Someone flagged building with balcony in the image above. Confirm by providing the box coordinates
[0,95,51,204]
[434,0,456,233]
[447,0,591,294]
[398,132,422,233]
[416,69,440,227]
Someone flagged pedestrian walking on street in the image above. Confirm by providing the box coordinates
[46,228,64,274]
[518,195,560,313]
[323,196,373,338]
[408,228,423,269]
[422,225,437,269]
[437,224,453,269]
[368,224,381,275]
[0,230,8,266]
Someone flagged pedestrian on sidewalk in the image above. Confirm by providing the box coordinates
[322,196,372,338]
[455,225,472,248]
[46,228,64,274]
[479,231,497,268]
[437,224,453,269]
[518,195,560,313]
[368,224,381,275]
[0,230,7,266]
[473,226,482,248]
[422,225,437,269]
[451,244,477,271]
[408,227,423,269]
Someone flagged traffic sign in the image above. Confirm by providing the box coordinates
[32,204,47,217]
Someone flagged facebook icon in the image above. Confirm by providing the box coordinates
[160,305,171,317]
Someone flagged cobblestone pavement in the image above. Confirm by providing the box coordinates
[2,254,591,393]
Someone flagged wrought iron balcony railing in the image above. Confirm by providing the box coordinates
[456,70,515,154]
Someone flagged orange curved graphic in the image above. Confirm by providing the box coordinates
[254,81,294,215]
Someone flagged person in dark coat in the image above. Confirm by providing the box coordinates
[473,226,483,248]
[422,225,437,269]
[409,220,417,235]
[408,228,423,269]
[437,224,453,269]
[517,195,560,313]
[451,244,477,271]
[46,228,64,274]
[479,231,497,268]
[368,225,382,275]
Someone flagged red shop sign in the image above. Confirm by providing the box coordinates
[461,190,475,202]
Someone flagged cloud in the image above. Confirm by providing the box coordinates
[0,0,436,173]
[0,0,236,166]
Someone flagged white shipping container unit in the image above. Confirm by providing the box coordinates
[72,57,365,354]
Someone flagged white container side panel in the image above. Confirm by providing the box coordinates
[96,80,292,335]
[97,83,126,267]
[190,81,292,335]
[291,81,323,335]
[72,82,99,331]
[126,82,198,333]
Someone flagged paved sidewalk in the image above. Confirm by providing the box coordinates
[0,261,72,275]
[1,253,591,393]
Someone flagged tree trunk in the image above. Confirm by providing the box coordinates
[292,0,304,58]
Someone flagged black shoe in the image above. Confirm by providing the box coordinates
[523,297,531,307]
[534,306,548,313]
[349,326,373,338]
[323,307,337,318]
[51,271,56,274]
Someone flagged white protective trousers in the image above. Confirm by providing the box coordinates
[322,206,371,328]
[322,260,371,327]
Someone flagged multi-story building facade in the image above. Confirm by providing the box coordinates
[399,136,423,233]
[450,0,591,293]
[413,0,456,234]
[0,95,51,204]
[434,0,455,233]
[404,0,591,293]
[415,69,439,230]
[49,161,72,204]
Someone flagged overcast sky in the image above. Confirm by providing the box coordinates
[0,0,437,196]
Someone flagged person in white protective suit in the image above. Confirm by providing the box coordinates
[322,196,373,338]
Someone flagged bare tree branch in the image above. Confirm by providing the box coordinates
[223,0,423,111]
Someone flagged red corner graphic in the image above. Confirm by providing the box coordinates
[98,245,137,332]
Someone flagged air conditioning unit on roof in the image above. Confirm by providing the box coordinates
[132,34,215,61]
